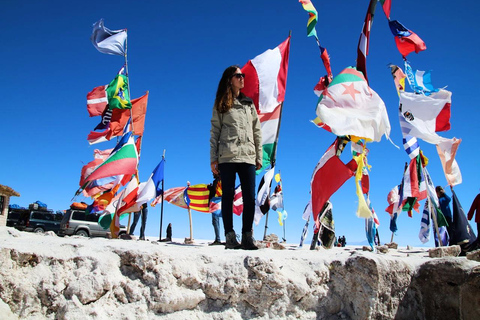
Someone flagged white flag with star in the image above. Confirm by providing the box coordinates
[315,67,391,142]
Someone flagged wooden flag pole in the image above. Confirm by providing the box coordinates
[429,198,443,247]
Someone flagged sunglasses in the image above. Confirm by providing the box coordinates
[232,73,245,79]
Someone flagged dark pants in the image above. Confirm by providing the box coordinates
[219,162,256,235]
[129,207,148,238]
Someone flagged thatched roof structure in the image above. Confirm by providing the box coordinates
[0,185,20,197]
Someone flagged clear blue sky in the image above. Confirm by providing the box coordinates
[2,0,479,247]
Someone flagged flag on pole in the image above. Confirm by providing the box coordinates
[136,158,165,205]
[388,20,426,58]
[310,139,357,227]
[315,67,391,142]
[90,19,127,56]
[436,138,462,186]
[404,61,439,96]
[106,74,132,110]
[233,185,243,216]
[254,167,275,225]
[399,89,452,144]
[87,85,108,117]
[242,37,290,170]
[378,0,391,20]
[450,190,477,248]
[83,132,138,184]
[419,199,431,243]
[186,184,211,213]
[356,0,378,83]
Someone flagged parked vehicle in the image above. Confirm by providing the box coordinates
[8,208,63,234]
[58,209,127,238]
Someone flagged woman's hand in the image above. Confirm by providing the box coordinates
[211,161,219,175]
[256,161,262,171]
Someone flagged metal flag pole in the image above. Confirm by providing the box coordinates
[158,150,166,241]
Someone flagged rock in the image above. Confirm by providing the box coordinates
[377,245,389,254]
[362,246,373,252]
[386,242,398,249]
[429,245,461,258]
[466,249,480,262]
[406,245,413,250]
[264,234,279,242]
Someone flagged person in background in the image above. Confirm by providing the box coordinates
[210,65,262,250]
[130,203,148,240]
[467,192,480,239]
[208,175,223,246]
[166,223,172,241]
[436,186,453,235]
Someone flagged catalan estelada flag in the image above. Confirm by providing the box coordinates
[186,184,211,213]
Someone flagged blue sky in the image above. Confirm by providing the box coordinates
[2,0,479,246]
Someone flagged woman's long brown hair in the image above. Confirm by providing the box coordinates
[214,65,240,113]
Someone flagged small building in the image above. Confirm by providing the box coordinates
[0,184,20,226]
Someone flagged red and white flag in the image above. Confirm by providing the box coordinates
[233,185,243,216]
[87,85,108,117]
[356,0,378,83]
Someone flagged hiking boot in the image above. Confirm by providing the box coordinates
[225,231,241,249]
[209,240,224,246]
[241,232,258,250]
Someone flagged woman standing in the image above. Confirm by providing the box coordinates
[210,65,262,250]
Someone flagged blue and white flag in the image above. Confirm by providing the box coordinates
[91,19,127,56]
[404,61,439,96]
[403,135,420,159]
[298,215,310,248]
[419,199,431,243]
[136,158,165,205]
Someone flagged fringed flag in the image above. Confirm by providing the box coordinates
[87,85,108,117]
[299,0,332,78]
[310,138,357,227]
[356,0,378,83]
[90,19,127,56]
[388,20,426,58]
[241,37,290,171]
[315,67,391,142]
[254,167,275,225]
[419,199,431,244]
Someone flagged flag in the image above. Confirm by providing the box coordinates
[404,61,439,96]
[388,20,426,58]
[93,106,113,131]
[401,155,427,202]
[356,0,378,83]
[109,92,148,138]
[434,226,450,247]
[299,0,318,38]
[110,176,138,237]
[106,74,132,110]
[90,19,127,56]
[186,184,211,213]
[450,190,477,247]
[242,37,290,170]
[87,92,148,145]
[399,89,452,144]
[310,139,357,226]
[302,200,312,220]
[389,212,398,233]
[385,185,401,215]
[436,138,462,186]
[233,185,243,216]
[315,67,391,142]
[365,217,376,251]
[254,167,275,225]
[403,135,420,160]
[389,65,406,95]
[87,85,108,117]
[298,215,310,248]
[419,199,431,244]
[379,0,391,20]
[136,158,164,205]
[164,187,189,209]
[83,132,138,184]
